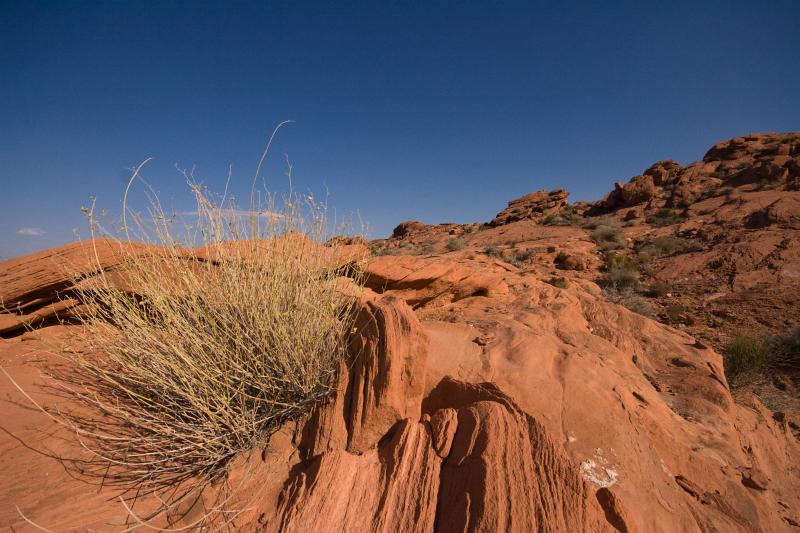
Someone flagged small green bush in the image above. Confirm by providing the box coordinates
[483,245,502,257]
[646,281,670,297]
[508,249,535,266]
[542,206,582,226]
[724,335,773,386]
[591,225,626,251]
[637,235,700,257]
[724,329,800,387]
[582,215,619,230]
[602,287,655,317]
[371,244,399,256]
[647,208,685,227]
[604,264,639,291]
[446,237,465,251]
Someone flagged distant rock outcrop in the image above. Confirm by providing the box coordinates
[491,188,569,226]
[391,220,430,239]
[596,132,800,212]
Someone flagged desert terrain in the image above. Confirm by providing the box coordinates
[1,132,799,531]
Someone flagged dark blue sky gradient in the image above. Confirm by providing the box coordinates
[1,1,798,257]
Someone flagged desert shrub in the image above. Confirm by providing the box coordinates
[724,329,800,387]
[604,264,639,291]
[602,287,655,317]
[768,329,800,369]
[582,215,619,230]
[591,225,626,251]
[371,244,399,256]
[507,248,535,266]
[724,335,774,386]
[446,237,465,251]
[646,281,671,297]
[542,206,582,226]
[421,241,435,254]
[547,277,569,289]
[483,244,502,257]
[647,208,685,227]
[637,235,700,257]
[19,165,364,509]
[600,254,640,292]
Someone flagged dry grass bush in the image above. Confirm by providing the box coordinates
[601,254,640,291]
[446,237,465,251]
[581,215,619,230]
[6,137,364,524]
[591,225,626,251]
[725,329,800,387]
[507,248,535,266]
[636,235,701,257]
[541,205,582,226]
[602,287,655,317]
[646,208,686,227]
[483,244,502,257]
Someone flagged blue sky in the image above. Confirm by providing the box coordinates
[1,0,798,258]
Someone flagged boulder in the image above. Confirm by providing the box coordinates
[603,175,657,209]
[491,189,569,226]
[391,220,429,239]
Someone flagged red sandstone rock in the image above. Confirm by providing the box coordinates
[491,189,569,226]
[3,132,800,532]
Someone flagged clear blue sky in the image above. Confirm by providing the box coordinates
[1,1,798,257]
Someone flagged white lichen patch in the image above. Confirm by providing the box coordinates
[580,452,619,488]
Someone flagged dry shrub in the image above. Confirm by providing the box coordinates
[725,329,800,387]
[446,237,465,251]
[636,235,701,257]
[9,150,364,521]
[591,225,626,251]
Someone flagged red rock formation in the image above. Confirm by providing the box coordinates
[3,132,800,532]
[491,189,570,226]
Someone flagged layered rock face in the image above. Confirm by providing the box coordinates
[491,188,570,225]
[266,297,610,533]
[6,241,798,531]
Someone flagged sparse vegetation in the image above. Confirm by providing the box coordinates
[483,244,502,257]
[646,280,671,297]
[20,164,364,512]
[603,263,639,291]
[591,225,626,251]
[547,276,569,289]
[581,215,619,230]
[602,287,655,317]
[647,208,686,227]
[636,235,701,257]
[507,248,535,266]
[724,329,800,387]
[446,237,465,251]
[371,243,400,256]
[542,205,582,226]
